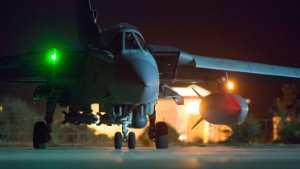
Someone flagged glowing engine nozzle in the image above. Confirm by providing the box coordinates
[200,93,248,125]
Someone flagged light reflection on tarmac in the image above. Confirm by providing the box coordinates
[0,146,300,169]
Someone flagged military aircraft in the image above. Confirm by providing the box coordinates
[1,0,300,149]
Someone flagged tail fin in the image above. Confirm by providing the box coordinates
[75,0,101,46]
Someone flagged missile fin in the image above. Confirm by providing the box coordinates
[191,117,203,130]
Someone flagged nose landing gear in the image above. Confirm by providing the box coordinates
[128,132,136,149]
[114,132,122,149]
[114,131,136,150]
[114,109,136,149]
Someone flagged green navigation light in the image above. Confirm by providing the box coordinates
[51,48,57,61]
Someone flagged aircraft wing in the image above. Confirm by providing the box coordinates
[179,51,300,78]
[148,45,300,83]
[0,51,53,82]
[0,47,113,82]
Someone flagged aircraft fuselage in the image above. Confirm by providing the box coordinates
[49,24,159,109]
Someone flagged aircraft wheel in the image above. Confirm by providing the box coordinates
[128,132,136,149]
[114,132,122,149]
[33,121,48,149]
[155,122,168,149]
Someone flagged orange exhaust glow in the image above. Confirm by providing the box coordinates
[185,100,201,115]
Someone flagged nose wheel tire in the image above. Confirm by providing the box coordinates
[114,132,122,149]
[128,132,136,149]
[33,121,48,149]
[155,122,169,149]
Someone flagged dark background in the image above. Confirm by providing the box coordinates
[1,0,300,118]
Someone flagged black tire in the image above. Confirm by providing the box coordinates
[155,122,169,149]
[114,132,122,149]
[128,132,136,149]
[33,121,48,149]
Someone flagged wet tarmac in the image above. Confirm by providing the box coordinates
[0,145,300,169]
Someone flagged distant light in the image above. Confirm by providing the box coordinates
[179,135,187,142]
[272,116,281,141]
[0,99,2,113]
[227,81,234,91]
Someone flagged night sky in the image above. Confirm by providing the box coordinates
[1,0,300,118]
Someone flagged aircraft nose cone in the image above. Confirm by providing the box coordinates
[110,57,159,104]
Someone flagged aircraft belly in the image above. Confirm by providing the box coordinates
[65,80,109,106]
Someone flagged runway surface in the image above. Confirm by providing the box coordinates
[1,145,300,169]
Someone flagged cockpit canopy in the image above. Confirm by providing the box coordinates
[99,23,146,54]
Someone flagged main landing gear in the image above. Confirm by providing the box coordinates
[148,110,168,149]
[33,90,60,149]
[33,121,49,149]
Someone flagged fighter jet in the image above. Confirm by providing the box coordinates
[1,0,300,149]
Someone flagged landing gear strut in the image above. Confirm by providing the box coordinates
[119,109,132,142]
